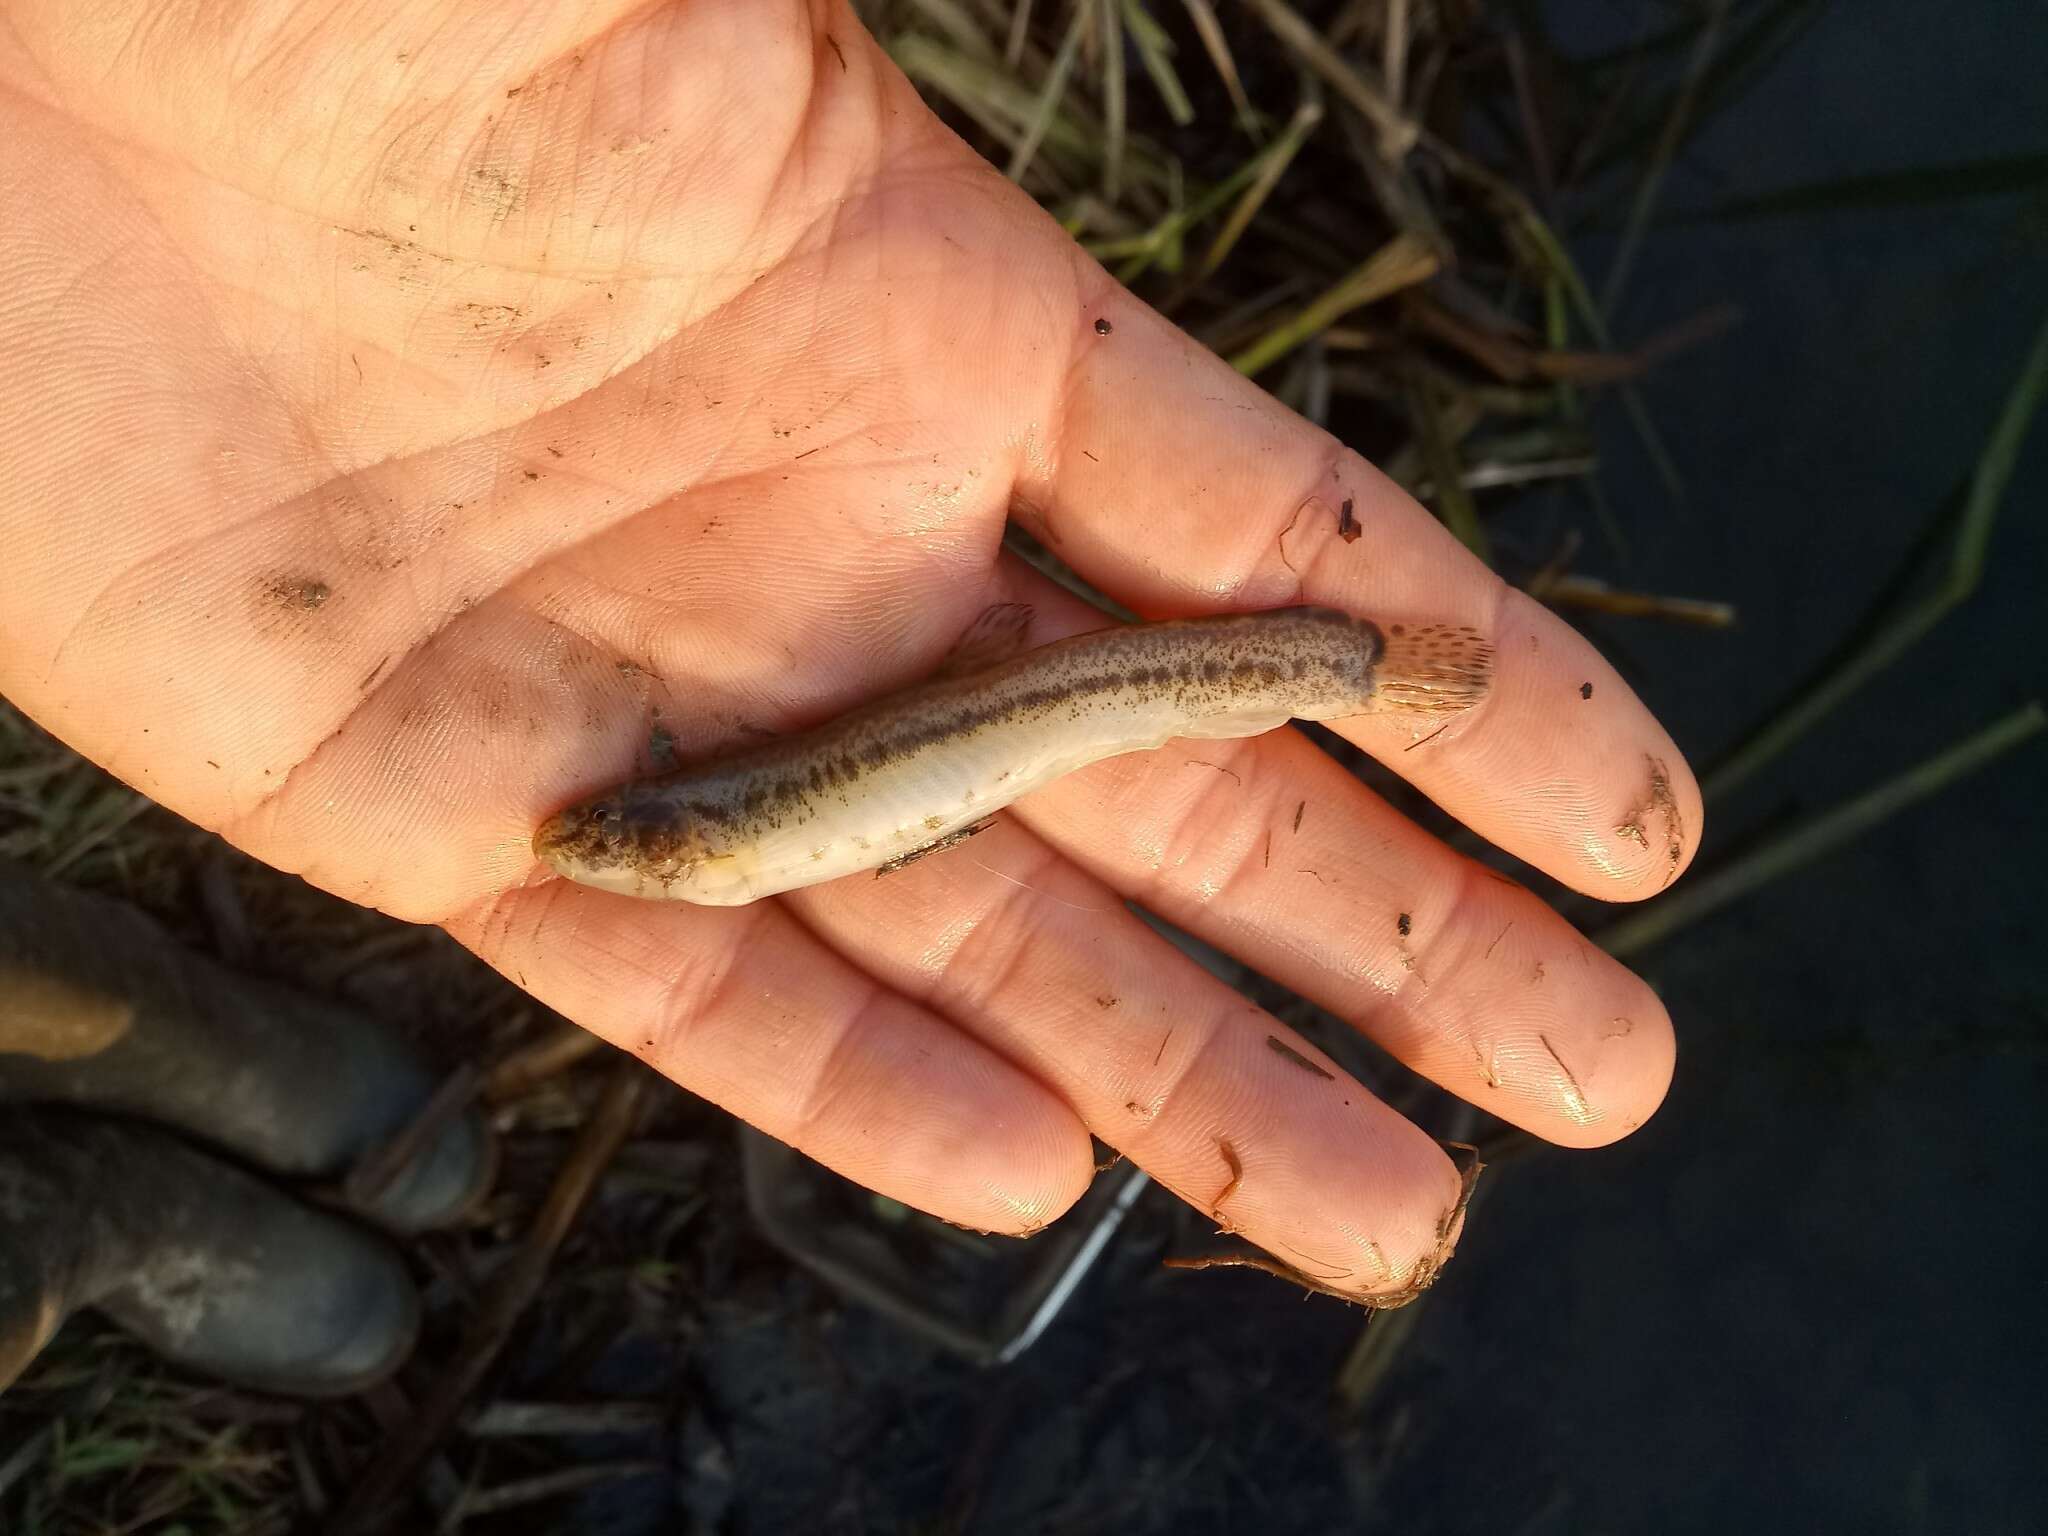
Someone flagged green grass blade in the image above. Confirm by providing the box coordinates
[1095,139,1296,282]
[1188,89,1324,288]
[1669,0,1826,157]
[1100,0,1127,200]
[1122,0,1195,125]
[1005,0,1036,69]
[1226,233,1440,377]
[1179,0,1259,137]
[56,1434,153,1483]
[890,34,1029,151]
[1688,153,2048,223]
[1600,0,1729,316]
[1602,701,2046,959]
[1581,0,1825,183]
[1509,202,1684,498]
[1704,310,2048,799]
[894,30,1169,195]
[903,0,1000,61]
[1408,374,1490,560]
[1007,0,1092,184]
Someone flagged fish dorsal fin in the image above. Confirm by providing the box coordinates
[932,603,1037,680]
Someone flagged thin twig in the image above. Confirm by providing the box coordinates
[345,1063,482,1210]
[328,1061,652,1533]
[1242,0,1417,156]
[1407,293,1739,384]
[483,1021,608,1103]
[1382,0,1410,123]
[1332,1288,1430,1413]
[1539,575,1735,628]
[442,1461,665,1524]
[463,1400,667,1438]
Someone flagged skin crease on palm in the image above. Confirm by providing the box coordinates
[0,0,1701,1301]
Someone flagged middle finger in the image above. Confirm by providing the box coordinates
[988,563,1676,1148]
[786,814,1466,1301]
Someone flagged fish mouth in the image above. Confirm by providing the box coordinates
[532,796,690,898]
[531,817,620,895]
[531,810,575,872]
[531,802,619,878]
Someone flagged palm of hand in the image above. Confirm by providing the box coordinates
[1,2,1699,1298]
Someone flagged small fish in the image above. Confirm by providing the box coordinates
[534,606,1492,904]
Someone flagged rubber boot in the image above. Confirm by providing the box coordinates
[0,861,491,1233]
[0,1110,418,1397]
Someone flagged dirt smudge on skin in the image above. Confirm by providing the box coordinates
[1615,755,1685,884]
[1275,497,1317,575]
[648,723,677,770]
[249,572,344,645]
[1539,1033,1595,1123]
[266,575,331,611]
[1472,1040,1501,1089]
[1210,1138,1244,1222]
[1163,1147,1483,1310]
[465,162,525,219]
[1266,1036,1335,1080]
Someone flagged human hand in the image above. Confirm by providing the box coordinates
[0,1,1699,1300]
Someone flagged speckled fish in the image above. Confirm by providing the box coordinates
[533,605,1493,905]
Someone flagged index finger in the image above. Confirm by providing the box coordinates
[1010,282,1702,902]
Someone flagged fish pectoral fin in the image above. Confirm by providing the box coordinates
[874,818,998,878]
[931,603,1037,680]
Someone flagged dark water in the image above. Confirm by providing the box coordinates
[620,4,2048,1531]
[1359,1,2048,1530]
